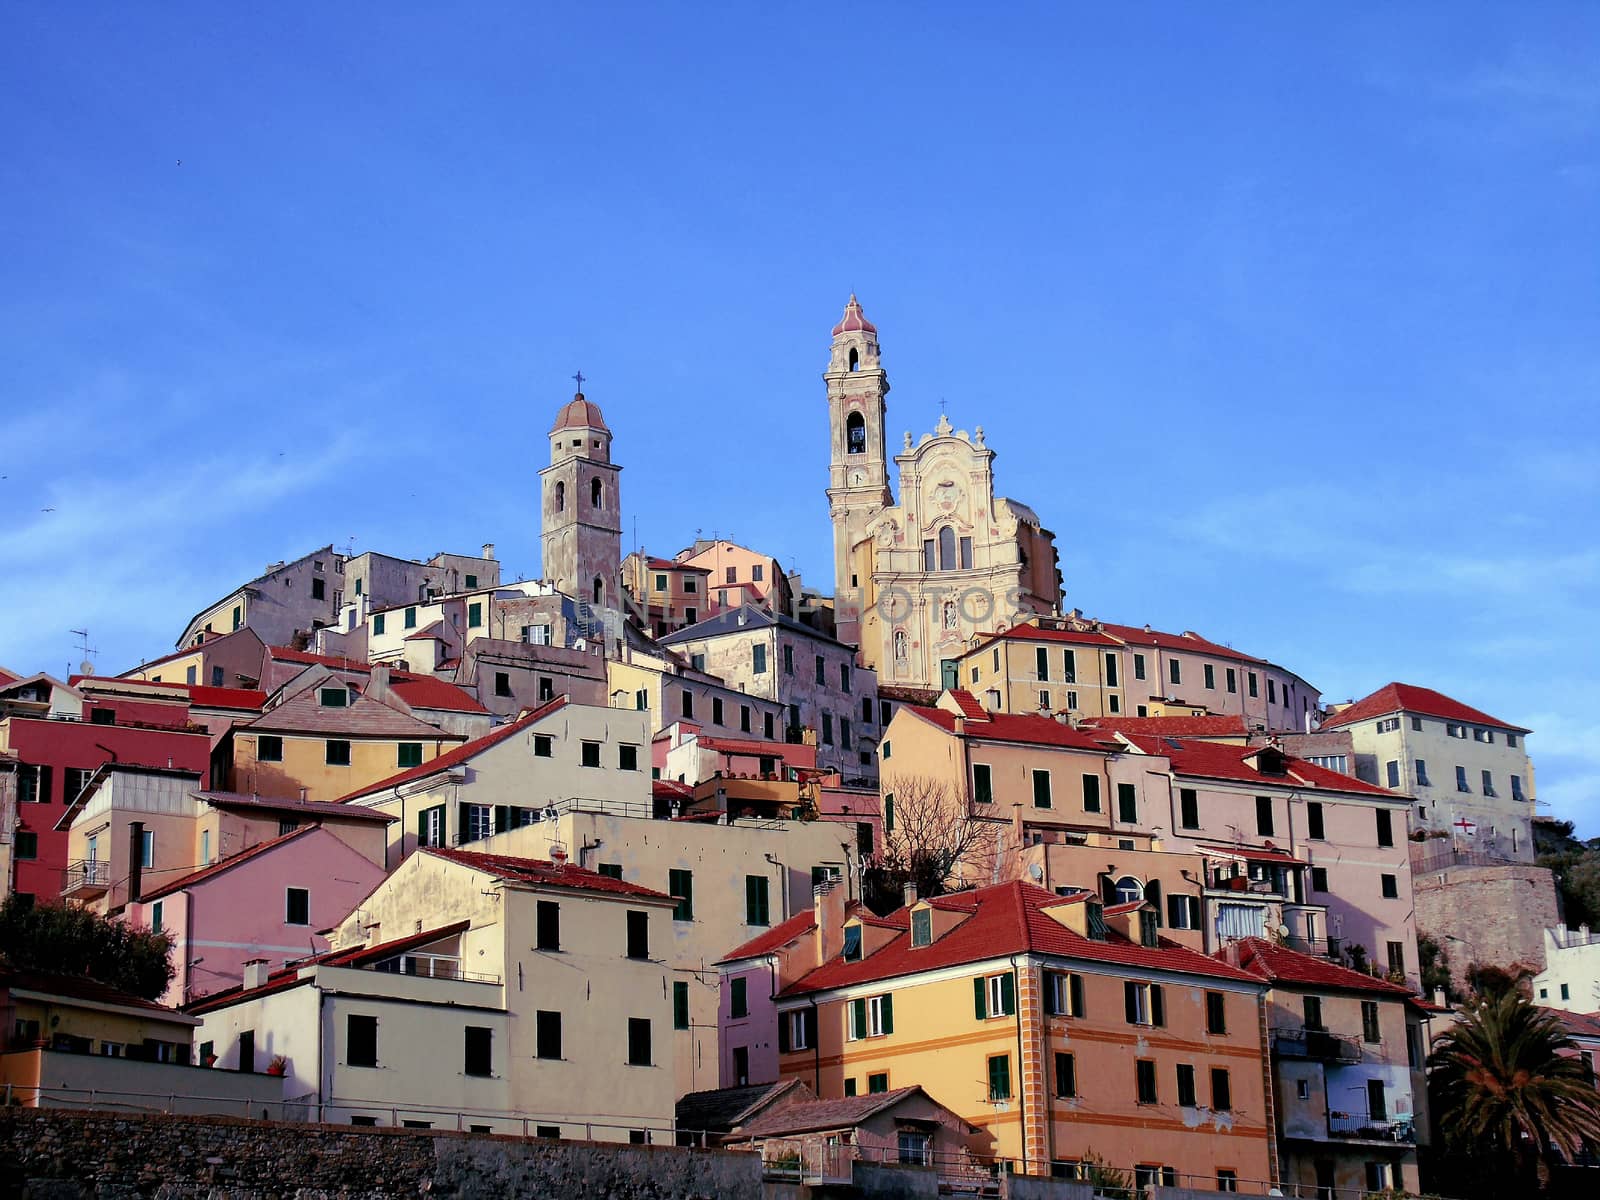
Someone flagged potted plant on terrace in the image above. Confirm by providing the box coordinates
[265,1055,288,1077]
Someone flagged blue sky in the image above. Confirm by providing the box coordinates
[3,5,1597,832]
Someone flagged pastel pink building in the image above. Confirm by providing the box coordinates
[717,909,819,1087]
[124,823,389,1007]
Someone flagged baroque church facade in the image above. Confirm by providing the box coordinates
[824,296,1063,693]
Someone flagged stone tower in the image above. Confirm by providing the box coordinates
[824,295,893,648]
[539,392,623,608]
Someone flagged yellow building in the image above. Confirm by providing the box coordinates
[766,880,1275,1188]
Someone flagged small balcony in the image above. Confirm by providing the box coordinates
[60,859,110,900]
[1328,1108,1416,1144]
[1272,1026,1361,1063]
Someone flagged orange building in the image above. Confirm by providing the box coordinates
[768,879,1276,1189]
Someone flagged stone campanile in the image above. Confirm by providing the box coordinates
[539,392,623,608]
[824,295,893,648]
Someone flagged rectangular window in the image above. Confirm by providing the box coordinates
[1125,981,1165,1027]
[464,1026,492,1077]
[1179,788,1199,829]
[674,981,691,1029]
[1482,769,1496,797]
[1117,782,1137,823]
[311,577,326,601]
[14,831,37,859]
[141,830,155,868]
[257,735,283,763]
[1054,1052,1077,1098]
[911,908,932,947]
[1226,667,1237,694]
[1032,769,1052,809]
[326,739,351,766]
[1304,995,1324,1031]
[1176,1063,1197,1107]
[580,740,601,768]
[626,910,650,960]
[285,887,310,926]
[468,602,483,628]
[987,1054,1012,1101]
[740,705,752,733]
[1206,991,1227,1035]
[1387,941,1404,977]
[536,1010,562,1060]
[669,869,693,921]
[460,803,491,842]
[729,976,748,1020]
[1381,873,1399,899]
[597,863,623,880]
[396,742,423,769]
[840,662,851,692]
[1512,773,1525,801]
[1167,893,1201,930]
[973,763,993,805]
[868,1071,889,1094]
[318,685,349,708]
[1456,765,1470,792]
[848,994,894,1039]
[680,690,694,720]
[1104,652,1119,688]
[1268,679,1278,704]
[1247,672,1258,698]
[1133,653,1146,680]
[974,972,1017,1019]
[711,697,724,725]
[1081,773,1101,813]
[745,875,770,927]
[1386,759,1400,788]
[613,743,638,772]
[1376,809,1394,847]
[821,713,834,745]
[627,1018,652,1066]
[1136,1059,1158,1104]
[1211,1067,1232,1111]
[1362,1000,1382,1044]
[404,606,417,629]
[417,804,445,848]
[1311,866,1329,892]
[1035,647,1050,682]
[347,1016,377,1067]
[815,654,826,685]
[1255,795,1274,837]
[1307,801,1325,840]
[534,734,553,758]
[536,900,560,951]
[1204,663,1215,690]
[1168,658,1181,686]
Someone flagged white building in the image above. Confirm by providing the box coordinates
[1532,926,1600,1013]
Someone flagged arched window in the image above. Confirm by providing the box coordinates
[593,576,605,605]
[938,526,957,571]
[1114,876,1144,905]
[591,478,603,508]
[554,481,565,512]
[846,412,866,455]
[848,347,860,372]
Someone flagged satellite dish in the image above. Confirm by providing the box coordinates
[79,660,95,676]
[1028,864,1044,881]
[1276,924,1290,939]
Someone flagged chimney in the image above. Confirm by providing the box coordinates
[127,821,145,904]
[243,959,270,989]
[953,716,966,736]
[1224,941,1242,968]
[482,543,496,560]
[814,878,846,966]
[902,882,918,910]
[1432,988,1447,1008]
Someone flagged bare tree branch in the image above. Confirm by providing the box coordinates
[870,773,1003,900]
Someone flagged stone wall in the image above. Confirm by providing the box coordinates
[1413,863,1560,991]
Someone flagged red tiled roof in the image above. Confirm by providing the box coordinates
[336,697,569,803]
[696,736,804,758]
[779,880,1263,999]
[266,647,372,673]
[909,702,1118,753]
[946,689,989,720]
[1554,1010,1600,1041]
[187,686,268,711]
[195,790,396,824]
[645,556,710,573]
[719,909,817,964]
[1119,734,1402,799]
[1097,623,1269,666]
[186,920,471,1014]
[734,1086,968,1140]
[137,826,318,902]
[1085,715,1248,738]
[1321,682,1528,735]
[385,673,487,714]
[403,621,447,642]
[422,847,673,901]
[0,667,18,686]
[1229,937,1413,997]
[976,625,1121,649]
[246,688,462,740]
[653,779,695,800]
[71,675,189,692]
[0,963,191,1019]
[552,392,608,433]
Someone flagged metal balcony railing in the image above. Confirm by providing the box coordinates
[61,859,110,896]
[1272,1026,1362,1063]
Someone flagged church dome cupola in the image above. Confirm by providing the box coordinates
[551,392,610,435]
[549,391,612,465]
[828,294,882,374]
[831,294,878,337]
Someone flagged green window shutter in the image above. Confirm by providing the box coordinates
[803,1008,817,1049]
[745,875,769,926]
[1069,973,1085,1018]
[417,809,429,845]
[883,792,894,832]
[880,994,893,1035]
[973,764,992,805]
[673,982,689,1030]
[778,1013,791,1053]
[843,1077,856,1097]
[1125,981,1139,1024]
[1151,984,1166,1028]
[974,977,988,1020]
[1144,879,1162,926]
[851,998,867,1041]
[1000,973,1016,1016]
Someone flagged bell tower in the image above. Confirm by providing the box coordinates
[539,391,623,609]
[824,295,893,647]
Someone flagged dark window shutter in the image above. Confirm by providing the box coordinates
[1167,893,1182,927]
[1125,981,1139,1024]
[39,765,53,804]
[778,1013,791,1053]
[1100,874,1117,904]
[1000,973,1016,1016]
[803,1007,817,1050]
[417,810,429,846]
[1151,984,1166,1028]
[457,802,470,840]
[880,994,893,1035]
[1043,974,1057,1016]
[851,998,867,1039]
[1069,973,1085,1018]
[974,977,987,1020]
[1144,879,1162,925]
[494,805,510,834]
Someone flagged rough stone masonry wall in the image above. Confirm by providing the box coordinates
[1413,863,1560,992]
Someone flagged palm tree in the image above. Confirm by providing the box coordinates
[1427,988,1600,1195]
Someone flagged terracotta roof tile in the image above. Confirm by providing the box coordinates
[1097,623,1269,666]
[1084,715,1248,737]
[195,789,396,824]
[1119,734,1402,799]
[384,674,487,714]
[1322,682,1528,734]
[246,689,463,740]
[187,686,268,711]
[719,909,818,964]
[976,626,1121,649]
[266,647,372,673]
[735,1086,966,1139]
[1229,937,1414,997]
[422,847,673,901]
[908,703,1118,753]
[0,963,193,1018]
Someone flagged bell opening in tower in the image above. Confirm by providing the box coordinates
[848,347,860,372]
[846,412,866,455]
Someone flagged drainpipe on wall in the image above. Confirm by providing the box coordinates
[127,821,145,905]
[810,995,822,1095]
[1010,954,1028,1176]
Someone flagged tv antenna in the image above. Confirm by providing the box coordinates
[70,628,99,677]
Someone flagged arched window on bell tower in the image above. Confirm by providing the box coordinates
[591,477,603,508]
[555,481,566,512]
[848,347,860,372]
[846,412,866,455]
[938,526,957,571]
[593,576,605,605]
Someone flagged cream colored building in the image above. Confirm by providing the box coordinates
[606,649,787,747]
[823,297,1061,692]
[190,847,679,1139]
[1324,682,1536,861]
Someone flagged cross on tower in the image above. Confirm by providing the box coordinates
[572,370,586,392]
